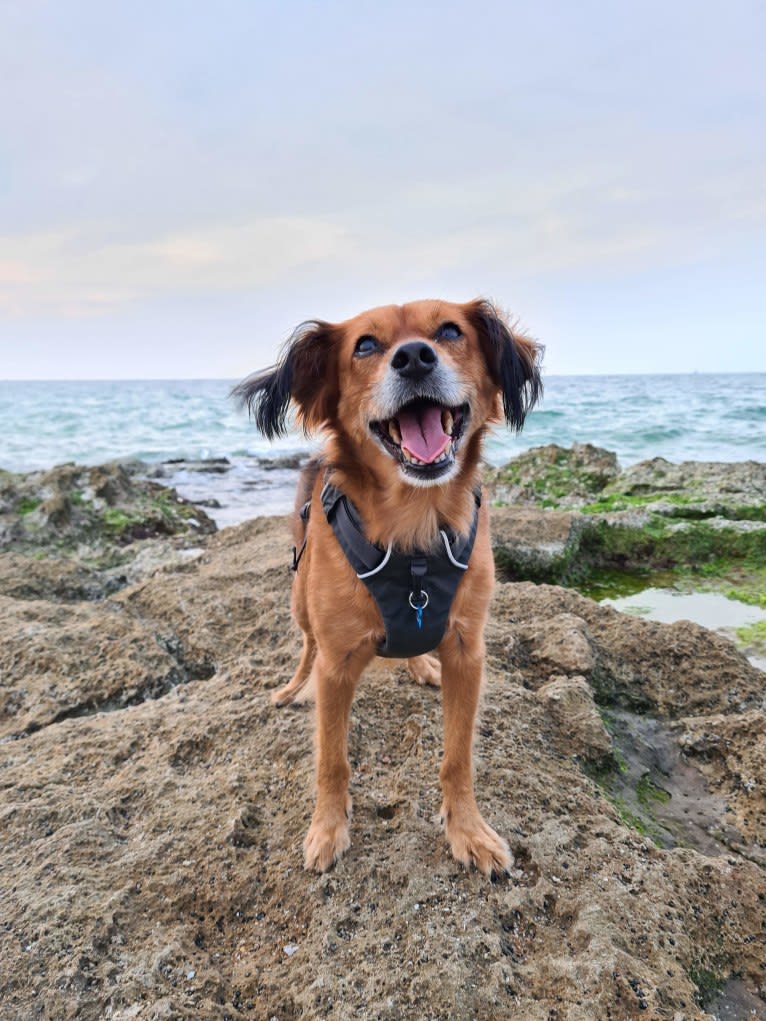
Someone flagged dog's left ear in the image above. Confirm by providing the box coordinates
[232,320,339,439]
[466,299,543,431]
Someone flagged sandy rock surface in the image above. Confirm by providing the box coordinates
[2,507,765,1021]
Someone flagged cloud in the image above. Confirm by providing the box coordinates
[0,217,353,317]
[2,152,764,322]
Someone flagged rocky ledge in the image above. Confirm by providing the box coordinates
[1,457,765,1020]
[487,444,766,622]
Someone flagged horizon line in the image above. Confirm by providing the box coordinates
[2,369,766,384]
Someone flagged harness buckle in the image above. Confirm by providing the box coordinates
[409,589,428,629]
[409,557,429,629]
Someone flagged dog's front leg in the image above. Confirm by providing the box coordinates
[438,630,512,877]
[303,645,372,871]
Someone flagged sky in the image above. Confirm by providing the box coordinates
[1,0,764,379]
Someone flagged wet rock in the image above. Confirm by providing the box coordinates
[86,462,136,505]
[487,446,766,605]
[678,709,766,851]
[257,453,306,470]
[161,457,232,474]
[490,446,766,518]
[617,456,766,511]
[492,583,764,717]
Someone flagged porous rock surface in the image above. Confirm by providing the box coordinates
[1,500,765,1020]
[487,446,766,595]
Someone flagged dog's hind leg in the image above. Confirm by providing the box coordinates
[406,653,441,687]
[271,630,316,707]
[272,542,316,707]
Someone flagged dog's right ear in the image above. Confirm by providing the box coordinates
[232,320,338,439]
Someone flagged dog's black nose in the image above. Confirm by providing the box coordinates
[391,341,437,379]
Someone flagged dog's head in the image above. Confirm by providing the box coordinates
[234,299,543,487]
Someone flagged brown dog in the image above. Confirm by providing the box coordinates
[235,299,542,875]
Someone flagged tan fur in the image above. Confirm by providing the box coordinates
[256,299,541,875]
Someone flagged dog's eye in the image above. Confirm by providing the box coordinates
[435,322,461,341]
[354,335,381,357]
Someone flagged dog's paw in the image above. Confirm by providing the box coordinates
[442,809,512,877]
[271,673,315,708]
[303,812,351,872]
[270,684,295,708]
[406,653,441,688]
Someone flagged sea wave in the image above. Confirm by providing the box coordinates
[1,374,764,521]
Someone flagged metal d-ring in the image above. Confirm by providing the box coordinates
[409,590,429,610]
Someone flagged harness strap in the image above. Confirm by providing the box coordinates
[290,500,311,572]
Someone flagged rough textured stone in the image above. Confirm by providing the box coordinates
[487,447,766,604]
[678,710,766,848]
[486,443,620,508]
[515,613,597,679]
[490,506,582,579]
[490,583,764,717]
[535,675,613,763]
[0,461,215,565]
[0,508,764,1020]
[616,456,766,507]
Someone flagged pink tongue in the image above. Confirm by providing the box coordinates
[396,405,450,464]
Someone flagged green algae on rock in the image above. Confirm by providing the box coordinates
[0,460,216,577]
[485,442,619,508]
[487,444,766,607]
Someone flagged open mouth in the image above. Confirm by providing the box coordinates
[370,398,469,478]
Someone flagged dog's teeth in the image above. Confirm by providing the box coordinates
[389,420,402,445]
[442,409,454,436]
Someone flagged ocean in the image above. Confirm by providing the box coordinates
[1,373,764,526]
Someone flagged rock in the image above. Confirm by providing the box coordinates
[489,447,766,519]
[0,551,112,602]
[678,710,766,850]
[487,448,766,603]
[1,486,765,1018]
[515,613,596,678]
[486,442,619,508]
[491,583,764,717]
[86,462,136,505]
[491,507,582,581]
[0,594,211,738]
[536,675,613,763]
[617,456,766,508]
[117,541,204,586]
[161,457,232,474]
[0,462,216,574]
[257,454,306,470]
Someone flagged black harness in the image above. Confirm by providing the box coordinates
[293,480,481,659]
